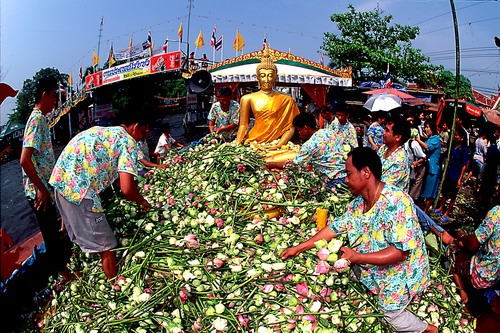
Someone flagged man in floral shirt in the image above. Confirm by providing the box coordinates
[208,87,240,141]
[377,116,411,192]
[281,147,436,333]
[267,113,345,183]
[329,103,358,151]
[20,76,72,279]
[49,114,152,282]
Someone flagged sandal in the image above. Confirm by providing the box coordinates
[433,209,443,215]
[440,215,449,223]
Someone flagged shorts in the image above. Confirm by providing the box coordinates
[55,192,117,253]
[381,291,429,333]
[441,175,459,199]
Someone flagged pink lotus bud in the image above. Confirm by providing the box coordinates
[295,305,304,313]
[262,284,274,294]
[254,234,264,244]
[213,258,224,267]
[317,248,330,261]
[179,290,188,303]
[320,288,332,297]
[238,314,249,328]
[314,261,330,275]
[215,218,224,227]
[333,259,350,272]
[296,282,309,296]
[303,315,317,322]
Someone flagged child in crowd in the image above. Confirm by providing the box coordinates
[154,123,186,162]
[435,128,470,223]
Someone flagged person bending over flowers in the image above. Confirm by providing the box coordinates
[281,147,437,333]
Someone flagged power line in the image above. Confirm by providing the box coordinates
[411,2,484,26]
[420,17,500,36]
[426,47,497,55]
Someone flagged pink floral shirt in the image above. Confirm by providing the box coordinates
[471,205,500,288]
[328,184,429,310]
[378,145,410,192]
[22,109,55,199]
[49,126,138,212]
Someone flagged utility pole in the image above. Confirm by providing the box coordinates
[186,0,193,68]
[433,0,461,210]
[97,17,104,60]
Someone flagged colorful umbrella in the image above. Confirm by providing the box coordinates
[363,93,402,112]
[362,88,415,99]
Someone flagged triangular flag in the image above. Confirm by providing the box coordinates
[195,30,205,49]
[108,43,116,68]
[178,22,183,43]
[211,25,217,47]
[79,64,83,79]
[92,51,100,67]
[233,30,245,51]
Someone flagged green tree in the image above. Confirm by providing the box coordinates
[435,70,474,101]
[322,4,442,84]
[10,68,68,124]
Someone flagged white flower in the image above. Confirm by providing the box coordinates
[212,317,228,331]
[215,303,225,314]
[264,313,279,324]
[257,326,274,333]
[246,269,261,277]
[108,302,117,310]
[144,223,155,232]
[135,251,146,258]
[183,270,196,280]
[309,301,322,313]
[229,265,242,272]
[223,226,233,236]
[271,262,286,270]
[261,263,273,272]
[138,293,150,302]
[188,259,201,266]
[172,309,181,318]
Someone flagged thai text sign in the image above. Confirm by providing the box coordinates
[102,58,151,84]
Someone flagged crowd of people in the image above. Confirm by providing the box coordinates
[20,61,499,332]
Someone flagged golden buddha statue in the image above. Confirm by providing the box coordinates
[235,46,300,146]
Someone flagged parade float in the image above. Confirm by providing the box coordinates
[38,137,475,333]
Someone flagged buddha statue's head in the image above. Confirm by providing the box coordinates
[256,45,277,91]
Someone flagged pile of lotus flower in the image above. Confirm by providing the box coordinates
[40,137,474,332]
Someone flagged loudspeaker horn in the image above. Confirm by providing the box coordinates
[188,70,213,93]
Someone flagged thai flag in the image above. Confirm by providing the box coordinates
[143,30,152,50]
[320,53,324,66]
[215,36,223,51]
[162,39,168,53]
[385,63,392,88]
[211,25,217,47]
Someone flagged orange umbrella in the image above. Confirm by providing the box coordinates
[362,88,415,99]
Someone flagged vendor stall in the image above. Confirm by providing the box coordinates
[207,48,352,107]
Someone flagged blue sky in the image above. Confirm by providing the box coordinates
[1,0,499,125]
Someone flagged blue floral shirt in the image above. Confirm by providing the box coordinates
[329,183,429,311]
[378,145,410,192]
[22,109,55,200]
[293,129,345,180]
[208,100,240,139]
[471,205,500,287]
[49,126,139,212]
[366,122,385,147]
[331,118,359,151]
